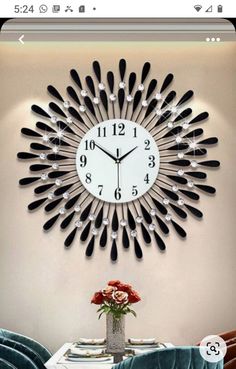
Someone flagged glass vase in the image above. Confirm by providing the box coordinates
[106,313,125,356]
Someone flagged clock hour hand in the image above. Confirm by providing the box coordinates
[118,146,138,162]
[94,143,117,162]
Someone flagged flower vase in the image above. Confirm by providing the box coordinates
[106,313,125,357]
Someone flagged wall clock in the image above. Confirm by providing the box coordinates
[17,59,220,261]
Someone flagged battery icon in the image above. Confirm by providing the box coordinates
[217,5,223,12]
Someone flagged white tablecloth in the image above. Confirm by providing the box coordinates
[45,342,174,369]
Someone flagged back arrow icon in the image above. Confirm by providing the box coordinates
[19,35,24,44]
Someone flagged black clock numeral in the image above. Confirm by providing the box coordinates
[98,185,103,195]
[85,173,92,184]
[114,187,121,200]
[144,139,150,150]
[80,155,87,167]
[112,123,125,136]
[144,173,150,184]
[133,127,137,138]
[97,127,107,137]
[132,185,138,196]
[85,140,95,150]
[148,155,156,168]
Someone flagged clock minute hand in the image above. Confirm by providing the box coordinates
[94,143,117,162]
[118,146,138,162]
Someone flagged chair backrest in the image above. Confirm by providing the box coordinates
[0,329,51,363]
[0,337,45,369]
[0,344,38,369]
[0,358,17,369]
[112,347,224,369]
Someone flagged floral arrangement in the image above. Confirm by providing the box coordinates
[91,280,141,320]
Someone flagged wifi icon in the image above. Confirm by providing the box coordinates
[194,4,202,12]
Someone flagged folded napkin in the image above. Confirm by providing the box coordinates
[78,338,106,345]
[70,347,105,357]
[128,338,156,345]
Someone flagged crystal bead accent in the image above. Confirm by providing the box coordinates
[177,169,184,176]
[182,122,189,130]
[138,83,145,91]
[178,152,184,159]
[187,180,194,188]
[189,141,197,149]
[93,97,99,104]
[142,100,148,107]
[111,231,118,239]
[150,209,157,216]
[155,93,162,100]
[127,95,133,102]
[39,153,46,160]
[89,213,95,221]
[98,83,105,90]
[171,106,177,114]
[63,192,70,199]
[63,101,70,109]
[81,90,87,97]
[57,130,64,138]
[109,94,116,101]
[168,122,174,129]
[102,218,109,225]
[130,230,137,238]
[59,207,66,215]
[52,146,59,154]
[74,205,81,212]
[119,81,126,89]
[135,216,143,223]
[66,117,73,124]
[55,179,62,186]
[52,163,59,170]
[172,185,178,192]
[176,136,182,143]
[79,105,86,113]
[50,116,57,124]
[165,213,172,222]
[163,198,169,205]
[149,223,156,231]
[75,220,83,228]
[120,219,127,227]
[191,160,198,168]
[177,198,184,206]
[92,227,98,236]
[42,134,49,142]
[48,192,55,200]
[155,109,162,117]
[41,173,48,181]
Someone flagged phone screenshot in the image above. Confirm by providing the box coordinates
[0,2,235,369]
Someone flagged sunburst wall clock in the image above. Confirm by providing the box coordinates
[17,59,220,261]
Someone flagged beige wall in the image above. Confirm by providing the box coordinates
[0,41,235,353]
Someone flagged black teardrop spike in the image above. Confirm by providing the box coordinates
[93,61,101,82]
[185,171,207,179]
[199,160,220,168]
[21,128,42,138]
[57,121,75,135]
[169,203,187,219]
[145,79,157,100]
[65,193,81,210]
[177,90,194,106]
[155,110,172,126]
[30,143,51,151]
[80,221,91,241]
[60,211,75,229]
[144,99,158,119]
[166,175,187,185]
[31,104,50,118]
[185,204,203,218]
[151,196,167,215]
[86,76,96,97]
[95,206,104,228]
[64,227,77,248]
[107,71,114,93]
[140,204,152,224]
[80,201,93,221]
[43,213,60,231]
[127,207,136,230]
[54,184,73,196]
[100,90,108,112]
[47,154,70,161]
[86,236,95,257]
[30,164,51,171]
[28,198,47,211]
[160,73,174,93]
[100,226,107,248]
[119,59,126,81]
[153,231,166,251]
[162,126,182,138]
[111,239,118,261]
[179,189,199,201]
[36,122,56,133]
[189,112,209,125]
[68,106,84,123]
[47,85,64,102]
[17,152,38,159]
[186,149,207,156]
[198,137,218,145]
[141,62,151,83]
[167,143,189,151]
[141,223,151,244]
[122,227,129,249]
[133,91,142,113]
[168,160,190,167]
[161,91,176,109]
[34,183,54,194]
[174,108,192,122]
[45,197,63,212]
[194,184,216,194]
[67,86,81,106]
[183,128,203,139]
[112,208,119,231]
[134,238,143,259]
[19,177,39,186]
[171,219,186,238]
[155,215,169,234]
[84,96,96,117]
[118,89,125,113]
[70,69,82,89]
[49,137,70,147]
[160,187,179,201]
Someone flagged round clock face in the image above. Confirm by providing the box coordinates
[76,119,160,203]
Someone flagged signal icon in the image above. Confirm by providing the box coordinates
[194,4,202,12]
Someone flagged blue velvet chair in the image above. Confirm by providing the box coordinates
[0,358,17,369]
[0,330,51,363]
[0,345,38,369]
[112,347,224,369]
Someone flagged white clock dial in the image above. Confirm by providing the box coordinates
[76,119,159,203]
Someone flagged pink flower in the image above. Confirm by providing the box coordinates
[114,291,129,305]
[102,285,117,300]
